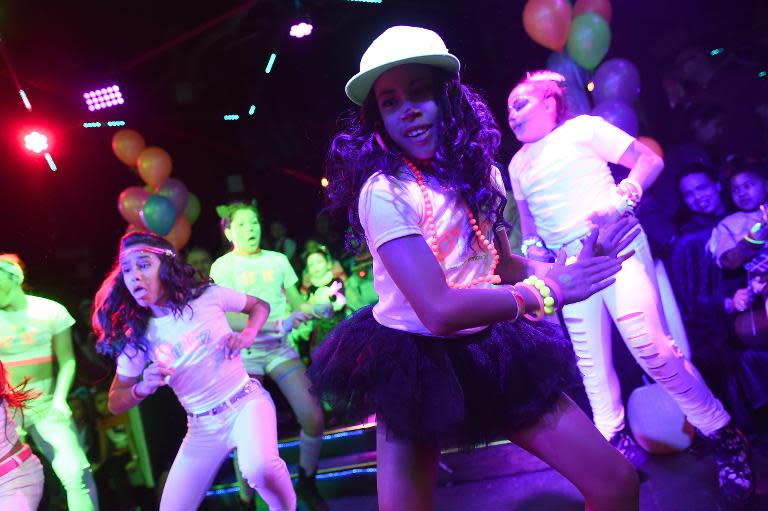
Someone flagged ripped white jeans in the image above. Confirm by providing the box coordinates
[560,228,731,439]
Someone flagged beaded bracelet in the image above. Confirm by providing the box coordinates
[130,384,146,401]
[542,277,564,309]
[521,236,545,257]
[522,275,557,318]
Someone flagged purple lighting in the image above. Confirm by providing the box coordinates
[82,84,124,110]
[289,21,313,38]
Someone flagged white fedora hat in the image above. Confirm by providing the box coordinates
[345,25,461,105]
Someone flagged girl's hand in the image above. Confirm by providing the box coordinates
[594,216,641,257]
[546,231,633,305]
[733,288,752,312]
[219,332,252,360]
[136,362,173,396]
[281,311,312,335]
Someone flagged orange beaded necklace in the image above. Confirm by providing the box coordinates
[401,157,501,289]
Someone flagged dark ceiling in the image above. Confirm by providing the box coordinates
[1,0,766,306]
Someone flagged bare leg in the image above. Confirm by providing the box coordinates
[507,394,639,511]
[376,421,440,511]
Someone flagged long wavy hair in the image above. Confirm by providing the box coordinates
[92,232,211,357]
[324,68,505,249]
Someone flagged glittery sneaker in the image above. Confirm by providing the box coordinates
[704,424,754,502]
[609,427,648,468]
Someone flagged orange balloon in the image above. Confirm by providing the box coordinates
[637,136,664,159]
[165,216,192,251]
[573,0,612,23]
[111,129,146,167]
[137,147,172,189]
[523,0,572,52]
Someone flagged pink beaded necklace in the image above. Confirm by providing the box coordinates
[402,157,501,289]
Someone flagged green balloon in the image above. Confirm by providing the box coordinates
[184,192,201,224]
[141,195,177,236]
[567,13,611,71]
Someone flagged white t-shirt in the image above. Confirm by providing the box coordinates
[115,285,249,414]
[210,250,298,323]
[707,210,763,267]
[0,296,75,374]
[508,115,635,247]
[360,165,505,335]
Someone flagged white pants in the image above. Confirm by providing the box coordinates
[0,452,43,511]
[160,381,295,511]
[560,229,731,439]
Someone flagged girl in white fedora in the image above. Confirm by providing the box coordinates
[309,25,641,511]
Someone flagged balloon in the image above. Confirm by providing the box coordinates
[566,13,611,70]
[111,129,146,167]
[140,195,177,236]
[184,193,201,224]
[592,58,641,104]
[156,178,189,215]
[637,136,664,159]
[117,186,149,226]
[592,99,638,136]
[165,217,192,251]
[137,147,172,188]
[546,51,591,116]
[573,0,612,23]
[523,0,572,52]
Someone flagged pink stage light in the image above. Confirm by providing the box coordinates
[24,131,48,154]
[82,84,124,110]
[289,21,313,38]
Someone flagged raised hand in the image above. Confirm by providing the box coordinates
[136,362,173,397]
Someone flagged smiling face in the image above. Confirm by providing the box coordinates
[679,172,724,215]
[373,64,439,160]
[120,251,165,308]
[226,208,262,254]
[507,82,558,144]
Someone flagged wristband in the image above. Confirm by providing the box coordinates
[516,282,546,321]
[620,177,643,201]
[521,236,546,257]
[130,384,146,401]
[542,277,564,309]
[744,235,766,246]
[522,275,558,317]
[501,285,525,322]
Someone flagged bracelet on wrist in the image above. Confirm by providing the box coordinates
[744,235,766,246]
[521,236,546,257]
[130,384,146,401]
[520,275,558,320]
[501,285,525,322]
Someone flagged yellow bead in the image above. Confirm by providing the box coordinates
[534,280,545,290]
[543,296,554,306]
[541,287,551,297]
[544,306,554,315]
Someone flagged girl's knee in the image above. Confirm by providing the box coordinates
[298,406,324,437]
[604,456,640,502]
[240,456,289,489]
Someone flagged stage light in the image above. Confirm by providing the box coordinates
[265,53,277,74]
[759,71,767,78]
[345,0,382,3]
[248,104,256,116]
[223,114,240,121]
[289,21,313,38]
[83,122,102,128]
[587,81,595,92]
[24,131,48,153]
[44,153,57,172]
[82,84,124,110]
[710,48,724,56]
[107,120,126,126]
[321,177,329,187]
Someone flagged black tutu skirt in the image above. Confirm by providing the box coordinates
[308,306,580,448]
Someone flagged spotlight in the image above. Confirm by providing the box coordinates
[82,84,124,110]
[289,21,313,38]
[23,131,48,153]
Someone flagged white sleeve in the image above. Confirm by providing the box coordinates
[507,153,527,201]
[209,256,232,288]
[211,285,248,313]
[588,115,636,164]
[116,344,147,377]
[358,173,422,250]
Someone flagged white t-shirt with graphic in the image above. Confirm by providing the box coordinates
[115,285,249,414]
[360,165,505,335]
[707,210,763,267]
[508,115,635,247]
[210,250,298,323]
[0,296,75,373]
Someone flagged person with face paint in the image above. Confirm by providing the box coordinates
[210,202,329,511]
[507,71,753,502]
[92,232,295,511]
[0,253,99,510]
[0,358,44,511]
[309,26,646,511]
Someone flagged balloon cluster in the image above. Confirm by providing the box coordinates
[112,129,201,250]
[523,0,663,155]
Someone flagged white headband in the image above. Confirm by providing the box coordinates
[119,245,176,263]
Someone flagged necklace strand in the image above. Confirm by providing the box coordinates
[402,157,501,289]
